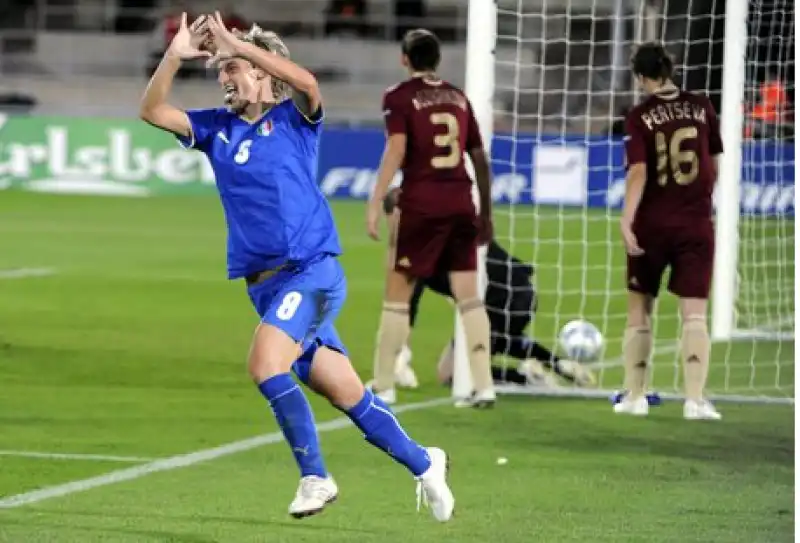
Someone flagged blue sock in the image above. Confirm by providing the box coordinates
[345,389,432,477]
[258,373,326,478]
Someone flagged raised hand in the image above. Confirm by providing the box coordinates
[167,13,212,61]
[205,11,243,68]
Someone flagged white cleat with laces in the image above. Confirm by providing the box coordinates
[683,399,722,421]
[416,447,455,522]
[288,475,339,519]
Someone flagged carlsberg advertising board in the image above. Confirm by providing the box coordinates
[1,115,793,216]
[0,115,216,196]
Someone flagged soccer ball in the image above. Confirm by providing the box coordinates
[558,320,604,362]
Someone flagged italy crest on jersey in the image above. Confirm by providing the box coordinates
[258,120,274,136]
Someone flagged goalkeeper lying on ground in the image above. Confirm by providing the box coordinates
[381,188,596,391]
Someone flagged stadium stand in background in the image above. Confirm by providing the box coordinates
[0,0,793,136]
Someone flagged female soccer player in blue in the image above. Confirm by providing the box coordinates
[139,12,453,520]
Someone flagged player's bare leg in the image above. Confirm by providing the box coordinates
[679,298,721,420]
[372,268,416,403]
[308,346,455,521]
[249,324,337,518]
[614,291,654,416]
[449,270,496,407]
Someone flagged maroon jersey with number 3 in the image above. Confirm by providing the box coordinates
[382,76,484,278]
[382,76,484,217]
[624,88,724,299]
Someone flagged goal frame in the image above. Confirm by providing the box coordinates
[452,0,794,405]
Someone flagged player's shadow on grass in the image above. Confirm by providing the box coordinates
[0,516,219,543]
[24,507,382,536]
[514,419,794,469]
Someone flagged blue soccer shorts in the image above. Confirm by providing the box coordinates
[246,254,348,384]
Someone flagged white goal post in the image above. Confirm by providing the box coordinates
[453,0,795,404]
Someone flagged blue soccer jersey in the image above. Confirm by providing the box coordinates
[176,100,342,280]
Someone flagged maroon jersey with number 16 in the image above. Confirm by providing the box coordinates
[382,76,484,218]
[382,76,485,278]
[625,89,724,228]
[624,88,723,299]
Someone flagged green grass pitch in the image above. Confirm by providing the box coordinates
[0,192,793,542]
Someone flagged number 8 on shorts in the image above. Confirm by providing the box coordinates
[276,291,303,321]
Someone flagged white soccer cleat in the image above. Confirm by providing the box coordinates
[454,387,496,409]
[683,399,722,421]
[394,345,419,389]
[613,395,649,416]
[288,475,339,519]
[416,447,454,522]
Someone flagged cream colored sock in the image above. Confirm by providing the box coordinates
[458,299,494,393]
[372,302,410,392]
[622,326,653,398]
[681,316,710,401]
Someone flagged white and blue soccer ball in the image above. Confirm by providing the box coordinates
[558,319,604,362]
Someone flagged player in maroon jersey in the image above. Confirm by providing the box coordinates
[616,43,724,420]
[365,29,495,407]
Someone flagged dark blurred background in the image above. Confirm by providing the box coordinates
[0,0,793,137]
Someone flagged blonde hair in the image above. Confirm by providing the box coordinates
[234,24,291,101]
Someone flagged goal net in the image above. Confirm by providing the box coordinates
[456,0,795,404]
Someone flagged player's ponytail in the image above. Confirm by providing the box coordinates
[631,42,674,83]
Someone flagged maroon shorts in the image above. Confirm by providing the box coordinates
[626,221,714,299]
[393,212,478,278]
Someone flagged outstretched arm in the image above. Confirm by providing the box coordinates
[140,14,210,138]
[140,54,190,137]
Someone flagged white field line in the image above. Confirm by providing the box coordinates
[0,397,451,509]
[0,451,155,463]
[0,268,57,280]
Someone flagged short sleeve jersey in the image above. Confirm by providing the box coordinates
[177,100,341,279]
[382,77,484,217]
[624,89,723,227]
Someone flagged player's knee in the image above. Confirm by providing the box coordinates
[307,347,364,410]
[328,386,365,412]
[248,351,297,382]
[247,325,301,382]
[449,271,479,301]
[384,270,415,303]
